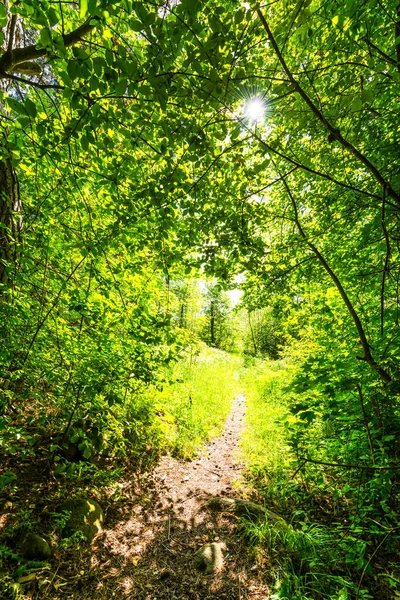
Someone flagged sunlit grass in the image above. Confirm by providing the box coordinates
[239,357,294,481]
[153,343,242,458]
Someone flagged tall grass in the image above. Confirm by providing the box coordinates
[238,357,374,599]
[239,357,295,508]
[152,343,242,458]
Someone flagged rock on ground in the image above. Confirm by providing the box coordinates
[20,532,51,560]
[207,496,287,529]
[194,541,227,574]
[57,498,104,541]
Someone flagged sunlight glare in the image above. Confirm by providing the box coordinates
[243,97,266,124]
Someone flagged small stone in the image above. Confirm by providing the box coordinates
[194,541,227,574]
[159,569,173,580]
[21,533,51,560]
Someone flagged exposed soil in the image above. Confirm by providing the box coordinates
[1,395,271,599]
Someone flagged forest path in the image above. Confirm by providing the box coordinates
[93,394,270,599]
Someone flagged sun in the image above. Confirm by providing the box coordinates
[243,97,266,124]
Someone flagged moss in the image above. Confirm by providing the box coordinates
[57,498,104,541]
[20,533,51,560]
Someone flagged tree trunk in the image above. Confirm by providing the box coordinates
[210,300,215,346]
[0,140,21,286]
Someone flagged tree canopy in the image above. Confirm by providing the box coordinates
[0,0,399,595]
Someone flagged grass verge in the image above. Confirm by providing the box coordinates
[239,357,377,599]
[152,343,241,458]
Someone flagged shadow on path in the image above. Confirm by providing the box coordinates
[31,395,271,599]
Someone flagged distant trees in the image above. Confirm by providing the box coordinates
[243,308,284,360]
[200,282,233,350]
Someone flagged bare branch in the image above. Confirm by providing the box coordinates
[7,14,17,53]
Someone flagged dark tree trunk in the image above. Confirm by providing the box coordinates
[0,141,21,285]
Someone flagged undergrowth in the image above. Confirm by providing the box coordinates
[152,343,241,458]
[239,356,400,599]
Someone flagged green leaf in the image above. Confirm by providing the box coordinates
[351,96,362,111]
[7,97,28,116]
[24,98,37,119]
[360,89,373,104]
[48,7,59,26]
[83,446,92,459]
[0,4,7,28]
[80,0,89,19]
[105,49,114,66]
[67,60,80,80]
[16,116,30,129]
[234,9,245,24]
[55,463,67,474]
[39,27,52,48]
[115,77,128,96]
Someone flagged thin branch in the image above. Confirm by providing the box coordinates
[280,171,391,383]
[380,186,391,336]
[1,72,64,90]
[356,529,400,599]
[298,457,400,471]
[252,132,382,201]
[256,9,400,207]
[396,7,400,72]
[7,14,17,53]
[363,36,398,67]
[291,458,308,479]
[356,384,375,464]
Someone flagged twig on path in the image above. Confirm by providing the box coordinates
[292,457,400,475]
[161,542,177,556]
[179,491,204,503]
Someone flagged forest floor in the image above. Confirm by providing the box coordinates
[90,393,270,600]
[1,394,272,599]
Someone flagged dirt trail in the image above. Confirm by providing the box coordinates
[152,393,246,522]
[90,393,270,599]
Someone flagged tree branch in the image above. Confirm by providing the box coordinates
[280,171,392,383]
[0,16,99,75]
[7,14,17,53]
[296,457,400,471]
[252,132,382,201]
[1,72,64,90]
[356,383,375,464]
[396,7,400,74]
[380,186,391,336]
[363,36,398,67]
[257,9,400,207]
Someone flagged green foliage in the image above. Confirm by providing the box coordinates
[0,2,399,596]
[242,517,373,599]
[151,343,241,458]
[241,356,400,597]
